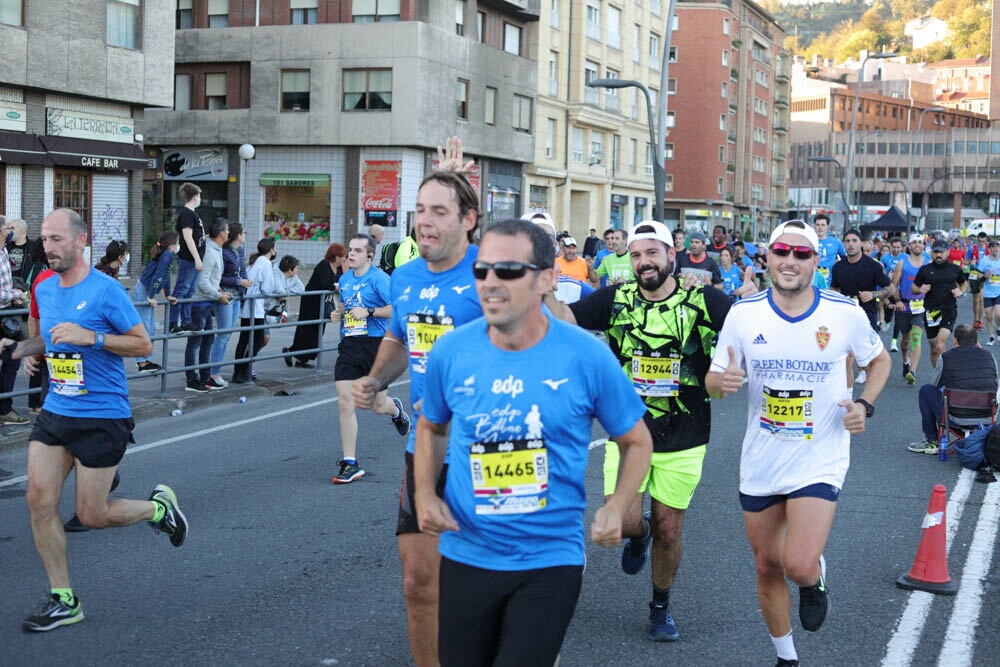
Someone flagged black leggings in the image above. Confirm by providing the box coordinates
[438,556,582,667]
[233,317,266,377]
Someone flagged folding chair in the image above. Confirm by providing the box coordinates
[938,388,998,461]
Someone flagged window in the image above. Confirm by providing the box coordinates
[753,156,766,172]
[207,0,228,28]
[669,46,677,63]
[551,0,559,29]
[585,61,599,104]
[649,33,660,70]
[504,23,521,55]
[485,86,496,125]
[205,73,227,110]
[477,11,484,40]
[665,143,674,160]
[591,132,603,164]
[280,70,310,111]
[455,0,464,35]
[646,143,653,175]
[549,52,558,96]
[723,17,729,35]
[54,172,92,229]
[754,98,767,115]
[176,0,193,29]
[722,50,729,67]
[607,5,621,49]
[353,0,400,23]
[718,146,724,162]
[107,0,141,49]
[546,118,556,158]
[572,128,584,163]
[605,68,620,109]
[755,69,769,88]
[672,13,678,30]
[343,68,392,110]
[754,127,767,143]
[718,177,724,194]
[721,82,727,98]
[668,78,676,95]
[665,174,674,192]
[456,79,469,119]
[586,0,601,40]
[666,111,675,128]
[513,94,532,132]
[291,0,318,25]
[629,138,637,174]
[174,74,191,111]
[633,24,641,62]
[719,114,726,131]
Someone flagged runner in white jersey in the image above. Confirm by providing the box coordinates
[706,220,890,667]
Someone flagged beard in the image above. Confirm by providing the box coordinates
[636,260,674,292]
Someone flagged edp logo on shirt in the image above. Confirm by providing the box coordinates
[492,375,524,399]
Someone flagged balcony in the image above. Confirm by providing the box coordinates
[726,163,736,173]
[728,130,737,142]
[729,102,738,112]
[775,70,790,83]
[774,148,786,160]
[774,175,786,185]
[774,96,789,108]
[773,124,787,134]
[731,68,739,81]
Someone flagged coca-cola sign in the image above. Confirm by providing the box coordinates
[364,196,395,209]
[363,160,401,212]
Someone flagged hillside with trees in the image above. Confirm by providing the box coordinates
[760,0,991,63]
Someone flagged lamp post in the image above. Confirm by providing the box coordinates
[808,156,849,230]
[844,52,897,224]
[588,78,665,223]
[238,143,256,231]
[906,106,945,237]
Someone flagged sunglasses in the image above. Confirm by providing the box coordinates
[769,242,815,260]
[473,261,540,281]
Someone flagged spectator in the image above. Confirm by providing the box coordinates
[185,218,231,393]
[269,255,306,325]
[133,231,179,374]
[170,182,206,334]
[95,240,128,280]
[0,240,28,424]
[5,218,31,285]
[583,227,604,259]
[232,238,276,384]
[211,222,251,388]
[284,242,346,367]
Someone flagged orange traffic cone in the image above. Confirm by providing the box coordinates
[896,484,958,595]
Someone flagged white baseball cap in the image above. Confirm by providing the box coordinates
[768,220,819,252]
[561,236,578,247]
[627,220,674,249]
[908,233,925,244]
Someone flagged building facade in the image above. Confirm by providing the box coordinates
[0,0,174,270]
[145,0,539,265]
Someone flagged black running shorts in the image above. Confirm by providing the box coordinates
[397,451,448,535]
[334,336,382,382]
[30,410,135,468]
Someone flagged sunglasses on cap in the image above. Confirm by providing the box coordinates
[473,261,540,281]
[769,242,815,260]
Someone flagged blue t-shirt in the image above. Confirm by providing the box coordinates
[421,314,648,571]
[817,237,846,271]
[812,270,828,289]
[389,244,483,453]
[977,256,1000,298]
[880,252,904,275]
[594,248,613,287]
[338,265,391,338]
[36,269,142,418]
[719,264,743,296]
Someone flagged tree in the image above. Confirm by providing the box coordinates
[837,28,884,62]
[948,4,991,58]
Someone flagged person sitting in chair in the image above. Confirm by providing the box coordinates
[908,324,998,455]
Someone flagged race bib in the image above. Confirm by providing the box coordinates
[631,353,681,397]
[952,259,963,267]
[926,310,943,327]
[406,313,454,372]
[46,352,86,397]
[470,438,548,514]
[909,299,925,314]
[343,311,368,337]
[990,275,1000,284]
[818,266,830,282]
[759,386,813,440]
[969,270,983,280]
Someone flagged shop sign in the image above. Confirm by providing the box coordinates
[635,196,649,206]
[162,146,229,181]
[0,102,27,132]
[46,108,134,144]
[610,194,629,206]
[363,160,401,212]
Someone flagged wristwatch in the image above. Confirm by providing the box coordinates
[93,331,105,350]
[367,307,375,317]
[854,398,874,418]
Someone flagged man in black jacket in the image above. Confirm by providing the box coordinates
[907,324,999,454]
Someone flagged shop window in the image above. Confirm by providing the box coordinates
[262,175,332,243]
[176,0,192,29]
[107,0,141,49]
[513,94,532,133]
[54,171,92,232]
[281,70,310,111]
[205,73,227,110]
[456,79,469,119]
[208,0,228,27]
[0,0,22,26]
[343,69,392,111]
[353,0,400,23]
[291,0,318,25]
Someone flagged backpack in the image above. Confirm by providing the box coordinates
[985,425,1000,468]
[380,241,401,275]
[953,425,990,470]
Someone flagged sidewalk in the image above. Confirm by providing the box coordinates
[0,313,342,454]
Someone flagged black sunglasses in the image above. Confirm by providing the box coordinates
[473,261,540,281]
[770,242,815,260]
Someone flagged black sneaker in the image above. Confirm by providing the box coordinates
[282,347,293,367]
[168,323,187,335]
[182,322,203,333]
[621,511,653,575]
[332,460,365,484]
[185,380,209,393]
[23,594,84,632]
[799,554,828,632]
[391,397,411,436]
[205,378,226,391]
[136,361,162,374]
[149,484,188,547]
[775,659,799,667]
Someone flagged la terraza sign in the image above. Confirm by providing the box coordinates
[46,107,134,144]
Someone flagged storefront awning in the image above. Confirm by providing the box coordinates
[0,132,49,165]
[40,135,147,171]
[259,173,331,187]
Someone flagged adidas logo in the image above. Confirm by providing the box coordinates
[752,333,768,344]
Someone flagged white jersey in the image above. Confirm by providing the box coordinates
[710,288,884,496]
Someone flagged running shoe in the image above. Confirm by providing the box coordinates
[905,371,916,385]
[332,460,365,484]
[391,397,411,436]
[0,410,30,425]
[890,339,898,352]
[799,554,828,632]
[205,378,226,391]
[22,594,84,632]
[136,361,162,374]
[185,380,210,393]
[211,376,228,388]
[855,370,867,384]
[149,484,188,547]
[907,439,938,454]
[647,602,679,642]
[989,336,996,347]
[621,511,653,575]
[775,659,799,667]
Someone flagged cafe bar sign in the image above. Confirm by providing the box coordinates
[0,102,27,132]
[46,107,134,144]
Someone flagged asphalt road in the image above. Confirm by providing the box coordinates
[1,314,999,666]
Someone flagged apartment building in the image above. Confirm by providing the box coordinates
[525,0,787,239]
[145,1,538,264]
[0,0,174,268]
[930,56,991,116]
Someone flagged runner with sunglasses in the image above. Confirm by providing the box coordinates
[913,238,967,370]
[415,218,652,666]
[544,220,731,642]
[352,140,482,667]
[706,220,890,667]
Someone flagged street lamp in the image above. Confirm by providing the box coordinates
[238,143,256,230]
[808,156,849,229]
[906,106,945,237]
[844,52,897,223]
[588,78,665,223]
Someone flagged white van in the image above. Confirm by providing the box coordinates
[964,218,1000,237]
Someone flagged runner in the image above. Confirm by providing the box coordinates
[329,233,411,484]
[414,218,652,666]
[812,214,845,287]
[891,234,929,384]
[544,221,731,641]
[595,229,634,285]
[7,208,187,632]
[913,239,968,369]
[966,231,989,331]
[352,154,482,667]
[879,237,905,351]
[977,240,1000,346]
[705,219,890,667]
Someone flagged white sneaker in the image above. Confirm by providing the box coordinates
[855,370,867,384]
[989,337,995,347]
[211,376,229,388]
[890,340,898,352]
